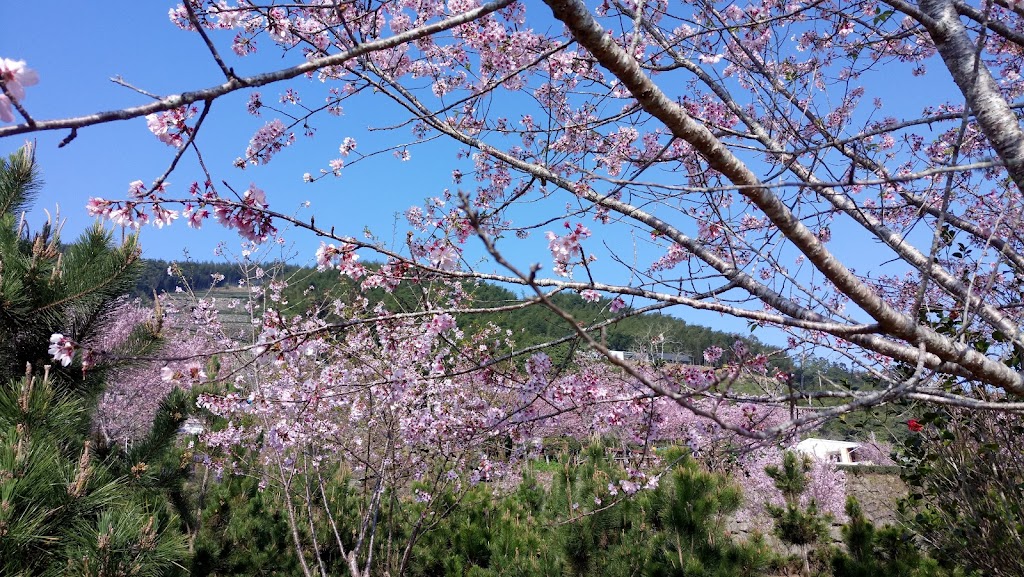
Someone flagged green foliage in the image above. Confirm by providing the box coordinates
[760,453,963,577]
[137,256,801,374]
[637,448,770,577]
[406,474,562,577]
[898,406,1024,577]
[835,464,899,476]
[814,403,909,441]
[406,442,771,577]
[189,471,302,576]
[831,497,958,577]
[464,289,785,371]
[0,146,144,403]
[0,373,188,576]
[550,443,638,576]
[0,146,190,576]
[130,260,251,301]
[130,436,959,577]
[765,451,831,576]
[61,505,187,577]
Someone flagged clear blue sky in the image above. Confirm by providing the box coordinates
[1,1,964,351]
[2,0,471,265]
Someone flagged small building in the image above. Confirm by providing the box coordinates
[793,438,865,465]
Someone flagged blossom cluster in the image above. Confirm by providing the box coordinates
[88,180,277,243]
[145,106,197,147]
[240,119,294,166]
[315,240,364,277]
[87,180,177,229]
[0,58,37,123]
[213,184,278,242]
[546,222,592,277]
[48,333,76,367]
[188,277,534,488]
[28,0,1003,542]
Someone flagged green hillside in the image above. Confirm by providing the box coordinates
[132,259,874,399]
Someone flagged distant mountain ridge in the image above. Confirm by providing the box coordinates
[132,258,868,397]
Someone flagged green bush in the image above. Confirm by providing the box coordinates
[832,497,960,577]
[898,406,1024,577]
[408,441,771,577]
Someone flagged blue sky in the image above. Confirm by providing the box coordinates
[1,1,468,265]
[1,1,969,351]
[4,2,671,282]
[2,1,425,262]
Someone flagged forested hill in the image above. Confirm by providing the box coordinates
[131,258,861,387]
[132,259,272,297]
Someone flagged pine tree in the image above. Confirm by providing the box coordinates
[642,450,771,576]
[764,451,831,577]
[189,471,302,576]
[831,497,954,577]
[551,442,771,577]
[0,144,190,575]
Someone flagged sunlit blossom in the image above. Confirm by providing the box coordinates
[48,333,75,366]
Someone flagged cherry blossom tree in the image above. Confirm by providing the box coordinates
[4,0,1024,436]
[92,295,217,444]
[179,296,807,575]
[183,273,589,576]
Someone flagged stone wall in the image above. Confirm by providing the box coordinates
[844,469,906,526]
[725,468,906,547]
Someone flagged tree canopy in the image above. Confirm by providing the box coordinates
[2,0,1024,463]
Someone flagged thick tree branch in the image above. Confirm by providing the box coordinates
[918,0,1024,191]
[542,0,1024,393]
[0,0,514,140]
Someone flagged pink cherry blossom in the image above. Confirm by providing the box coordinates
[144,106,196,147]
[151,204,179,228]
[0,96,14,124]
[328,158,344,176]
[0,58,38,123]
[732,339,749,358]
[48,333,75,367]
[243,119,293,165]
[232,33,256,56]
[183,205,209,229]
[315,240,364,277]
[86,197,111,217]
[427,241,460,270]
[339,137,357,155]
[545,222,591,277]
[703,346,724,364]
[160,366,178,383]
[0,58,38,100]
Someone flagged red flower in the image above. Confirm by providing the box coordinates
[907,419,924,432]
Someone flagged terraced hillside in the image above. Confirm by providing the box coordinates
[161,285,258,339]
